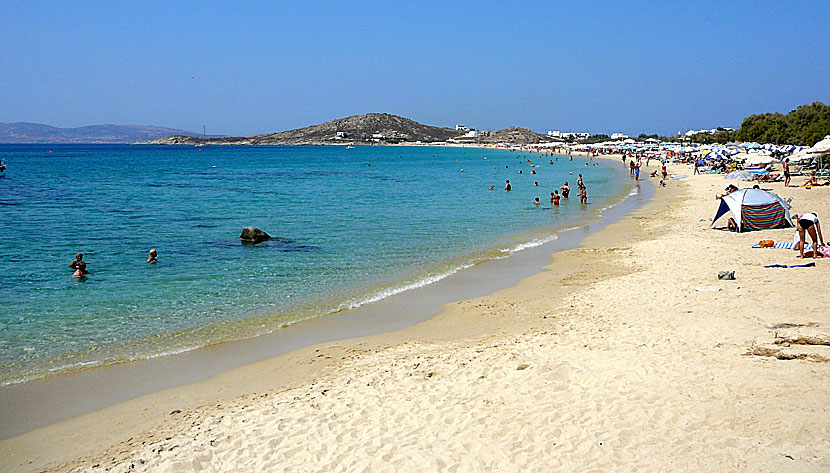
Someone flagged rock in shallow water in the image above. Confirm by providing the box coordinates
[239,227,271,244]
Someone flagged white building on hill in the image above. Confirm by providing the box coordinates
[548,130,590,140]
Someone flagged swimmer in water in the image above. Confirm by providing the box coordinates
[489,184,495,190]
[534,181,538,186]
[69,253,89,277]
[534,197,540,206]
[505,180,512,191]
[72,261,88,278]
[551,190,560,206]
[69,253,89,275]
[147,248,157,263]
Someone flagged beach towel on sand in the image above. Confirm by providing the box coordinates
[752,242,812,250]
[764,262,816,268]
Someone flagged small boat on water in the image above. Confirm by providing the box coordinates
[346,145,355,149]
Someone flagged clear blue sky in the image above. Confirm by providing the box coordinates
[2,1,828,136]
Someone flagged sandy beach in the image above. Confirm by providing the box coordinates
[2,159,829,472]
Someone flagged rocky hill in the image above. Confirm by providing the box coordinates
[147,113,462,145]
[479,126,554,144]
[0,122,201,144]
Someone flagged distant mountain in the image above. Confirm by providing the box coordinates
[474,126,554,144]
[0,122,205,144]
[147,113,463,145]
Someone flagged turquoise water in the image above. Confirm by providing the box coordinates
[0,145,630,385]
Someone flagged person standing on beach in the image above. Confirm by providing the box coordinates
[694,159,700,175]
[783,158,791,187]
[635,160,641,181]
[796,212,825,259]
[661,162,668,180]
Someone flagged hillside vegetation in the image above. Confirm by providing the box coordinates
[685,102,830,145]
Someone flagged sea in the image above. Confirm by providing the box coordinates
[0,144,632,386]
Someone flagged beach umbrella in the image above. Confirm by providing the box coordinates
[787,150,813,163]
[807,135,830,154]
[744,154,774,166]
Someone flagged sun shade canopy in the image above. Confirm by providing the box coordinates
[712,188,793,232]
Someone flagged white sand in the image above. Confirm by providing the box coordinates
[3,164,829,472]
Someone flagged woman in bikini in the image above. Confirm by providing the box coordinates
[796,212,825,259]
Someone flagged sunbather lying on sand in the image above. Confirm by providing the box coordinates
[756,173,780,182]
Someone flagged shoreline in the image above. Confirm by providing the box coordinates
[0,156,661,471]
[0,153,641,437]
[0,144,611,388]
[8,159,827,472]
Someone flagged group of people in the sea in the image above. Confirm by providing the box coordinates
[68,249,157,278]
[495,153,592,208]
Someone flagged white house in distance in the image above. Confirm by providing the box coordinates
[456,124,470,131]
[680,127,734,137]
[610,132,629,139]
[547,130,590,140]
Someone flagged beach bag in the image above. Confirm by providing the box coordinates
[758,240,774,248]
[820,246,830,258]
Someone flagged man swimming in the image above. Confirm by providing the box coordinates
[69,253,89,277]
